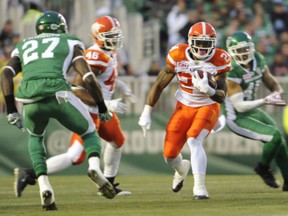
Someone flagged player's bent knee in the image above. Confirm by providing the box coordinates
[163,150,179,159]
[272,130,283,146]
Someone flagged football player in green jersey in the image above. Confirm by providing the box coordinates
[0,11,116,210]
[224,31,288,191]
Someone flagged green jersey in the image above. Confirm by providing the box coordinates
[224,51,266,118]
[12,33,84,103]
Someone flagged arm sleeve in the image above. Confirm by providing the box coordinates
[229,92,265,113]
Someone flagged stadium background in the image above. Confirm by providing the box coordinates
[0,0,288,176]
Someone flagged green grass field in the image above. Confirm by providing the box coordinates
[0,175,288,216]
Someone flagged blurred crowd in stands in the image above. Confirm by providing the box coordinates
[132,0,288,77]
[1,0,288,77]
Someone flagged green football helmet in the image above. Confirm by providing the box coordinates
[35,11,68,35]
[226,32,255,65]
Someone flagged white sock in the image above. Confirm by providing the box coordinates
[38,175,55,204]
[88,156,107,186]
[193,174,205,187]
[187,137,207,175]
[46,153,73,174]
[103,143,122,177]
[38,175,53,193]
[165,154,186,174]
[88,156,101,171]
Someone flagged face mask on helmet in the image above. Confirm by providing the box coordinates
[35,11,68,35]
[227,32,255,65]
[96,28,123,50]
[188,37,216,59]
[91,16,124,50]
[188,22,217,60]
[228,42,254,65]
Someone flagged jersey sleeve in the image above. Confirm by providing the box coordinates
[11,41,22,58]
[65,34,85,51]
[11,47,19,58]
[255,52,267,69]
[166,44,180,70]
[226,63,242,84]
[214,49,232,75]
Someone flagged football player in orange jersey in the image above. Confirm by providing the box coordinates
[14,15,135,197]
[138,22,231,199]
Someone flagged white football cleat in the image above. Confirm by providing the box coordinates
[88,169,116,199]
[38,175,57,210]
[193,185,209,200]
[172,160,191,192]
[41,190,57,210]
[97,183,132,196]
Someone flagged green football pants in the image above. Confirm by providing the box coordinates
[23,94,101,177]
[226,108,288,180]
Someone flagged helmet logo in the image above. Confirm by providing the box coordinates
[50,24,58,30]
[93,23,105,33]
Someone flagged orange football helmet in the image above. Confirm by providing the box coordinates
[188,22,217,60]
[91,16,123,50]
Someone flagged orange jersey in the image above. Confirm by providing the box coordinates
[84,45,118,100]
[166,44,231,107]
[84,44,118,114]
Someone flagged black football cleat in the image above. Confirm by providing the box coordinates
[172,180,184,193]
[112,183,132,195]
[41,190,57,211]
[14,168,36,197]
[254,163,279,188]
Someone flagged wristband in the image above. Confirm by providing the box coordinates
[4,95,17,114]
[142,105,153,115]
[97,100,108,113]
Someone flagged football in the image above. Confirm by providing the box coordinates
[197,70,217,89]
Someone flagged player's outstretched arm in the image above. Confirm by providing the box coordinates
[146,65,175,107]
[261,66,286,106]
[72,46,111,121]
[138,65,175,137]
[115,79,137,103]
[262,65,284,94]
[1,56,25,130]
